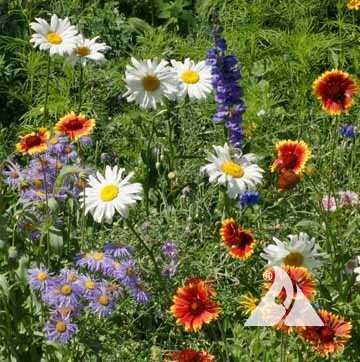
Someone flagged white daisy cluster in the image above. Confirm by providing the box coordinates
[30,14,110,65]
[123,57,213,109]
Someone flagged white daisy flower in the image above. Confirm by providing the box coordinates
[30,14,78,56]
[200,143,264,199]
[260,232,323,271]
[69,35,111,66]
[171,58,212,101]
[354,256,360,282]
[79,166,142,224]
[123,57,177,109]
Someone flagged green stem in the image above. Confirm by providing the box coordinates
[217,320,230,362]
[125,219,166,292]
[77,64,84,113]
[144,116,156,216]
[223,188,232,217]
[328,118,339,207]
[43,55,51,120]
[167,117,175,171]
[39,156,51,267]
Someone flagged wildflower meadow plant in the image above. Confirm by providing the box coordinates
[1,3,360,361]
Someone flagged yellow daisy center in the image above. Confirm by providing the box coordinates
[47,32,62,45]
[142,74,160,92]
[33,179,42,188]
[221,161,244,178]
[85,280,95,289]
[55,321,66,333]
[181,70,200,84]
[94,252,104,260]
[98,295,109,306]
[37,272,48,281]
[127,267,134,276]
[49,137,59,145]
[61,284,72,295]
[76,46,91,57]
[68,274,78,282]
[100,185,119,202]
[284,252,304,267]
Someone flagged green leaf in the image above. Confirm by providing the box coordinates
[16,255,29,281]
[49,227,63,255]
[0,274,9,299]
[54,165,84,191]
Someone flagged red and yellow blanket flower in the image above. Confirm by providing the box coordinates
[54,112,95,141]
[16,127,50,155]
[313,70,357,115]
[165,348,215,362]
[263,265,316,303]
[220,218,256,260]
[271,140,311,176]
[170,278,220,333]
[298,309,352,356]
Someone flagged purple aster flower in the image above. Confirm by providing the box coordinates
[74,251,114,273]
[79,135,93,146]
[46,276,82,308]
[3,161,24,188]
[59,144,77,163]
[162,260,177,278]
[51,304,83,318]
[103,260,123,279]
[238,191,260,209]
[117,261,138,287]
[75,274,99,298]
[28,267,53,292]
[161,241,178,259]
[89,283,116,317]
[130,281,150,304]
[104,242,133,259]
[339,124,356,138]
[44,315,77,344]
[47,135,69,155]
[59,268,81,285]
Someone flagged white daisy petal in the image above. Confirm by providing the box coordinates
[201,143,264,199]
[171,58,213,101]
[79,166,143,224]
[30,14,78,56]
[260,232,324,271]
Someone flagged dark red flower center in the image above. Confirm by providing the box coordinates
[190,299,204,314]
[25,135,42,148]
[65,116,84,130]
[237,231,253,249]
[281,152,298,170]
[319,326,335,343]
